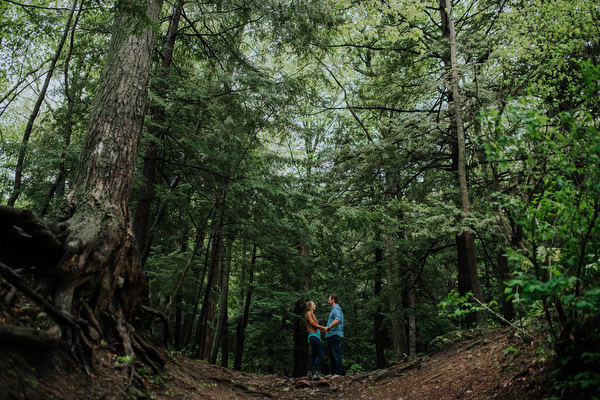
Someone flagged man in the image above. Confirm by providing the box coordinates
[325,294,344,376]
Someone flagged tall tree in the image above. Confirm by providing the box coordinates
[440,0,486,327]
[51,0,162,352]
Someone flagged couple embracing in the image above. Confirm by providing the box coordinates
[304,294,344,380]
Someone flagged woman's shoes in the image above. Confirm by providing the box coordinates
[306,370,323,380]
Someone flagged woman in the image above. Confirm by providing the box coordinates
[305,300,327,380]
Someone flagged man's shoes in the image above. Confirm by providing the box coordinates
[313,370,323,380]
[307,371,313,380]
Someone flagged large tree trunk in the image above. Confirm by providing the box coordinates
[52,0,161,333]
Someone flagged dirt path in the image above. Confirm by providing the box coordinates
[1,327,553,400]
[148,328,552,400]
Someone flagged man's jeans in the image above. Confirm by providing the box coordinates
[327,334,343,375]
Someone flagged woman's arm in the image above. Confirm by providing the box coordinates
[307,312,326,330]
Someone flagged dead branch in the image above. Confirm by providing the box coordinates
[471,296,535,340]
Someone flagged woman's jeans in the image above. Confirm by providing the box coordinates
[308,336,323,371]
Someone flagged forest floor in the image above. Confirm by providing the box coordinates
[1,289,556,400]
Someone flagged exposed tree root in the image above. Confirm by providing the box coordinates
[0,205,165,380]
[139,304,170,345]
[0,324,62,351]
[0,262,92,336]
[134,333,167,373]
[0,261,94,373]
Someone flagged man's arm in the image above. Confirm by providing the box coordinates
[327,307,342,331]
[327,318,340,331]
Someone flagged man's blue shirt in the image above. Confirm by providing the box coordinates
[325,304,343,338]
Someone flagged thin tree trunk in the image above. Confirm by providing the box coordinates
[456,234,477,326]
[293,299,308,378]
[386,231,406,361]
[446,0,486,327]
[140,176,181,273]
[374,245,387,368]
[174,294,183,350]
[221,321,230,367]
[406,274,416,357]
[210,235,233,364]
[163,229,205,316]
[133,0,184,250]
[293,242,311,378]
[0,59,52,117]
[200,232,222,360]
[182,234,212,348]
[233,244,256,370]
[8,0,79,207]
[42,1,84,216]
[194,208,225,360]
[497,252,516,320]
[384,169,406,361]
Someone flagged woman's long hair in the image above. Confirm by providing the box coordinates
[305,300,314,312]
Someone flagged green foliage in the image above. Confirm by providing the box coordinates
[438,290,491,321]
[116,355,133,364]
[485,59,600,397]
[346,363,365,374]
